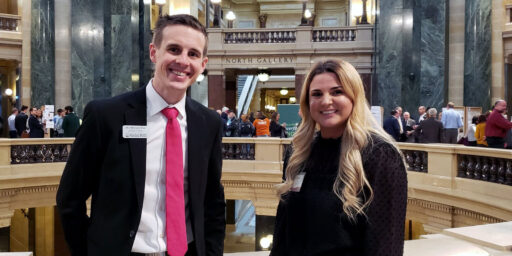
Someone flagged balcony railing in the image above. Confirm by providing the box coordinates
[218,26,369,45]
[224,29,296,44]
[0,138,511,227]
[0,13,21,32]
[312,27,356,42]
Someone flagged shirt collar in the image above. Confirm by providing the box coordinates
[146,79,187,118]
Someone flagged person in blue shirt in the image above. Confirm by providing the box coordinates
[441,102,463,144]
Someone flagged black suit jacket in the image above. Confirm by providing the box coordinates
[414,117,443,143]
[28,115,44,138]
[15,112,28,136]
[56,87,226,256]
[383,116,400,141]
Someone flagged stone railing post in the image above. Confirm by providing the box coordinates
[355,25,373,42]
[207,28,223,51]
[296,26,312,49]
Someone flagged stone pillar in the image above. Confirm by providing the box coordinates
[208,74,225,109]
[54,0,72,109]
[31,0,55,107]
[448,0,465,105]
[35,206,54,256]
[464,0,491,110]
[225,80,236,111]
[294,74,305,100]
[21,0,32,108]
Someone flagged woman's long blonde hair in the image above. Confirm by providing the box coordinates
[276,59,399,221]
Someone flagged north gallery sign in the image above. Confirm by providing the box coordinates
[224,56,295,65]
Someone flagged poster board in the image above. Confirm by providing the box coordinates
[371,106,384,128]
[277,104,301,137]
[43,105,55,129]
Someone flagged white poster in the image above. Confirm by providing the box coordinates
[44,105,55,129]
[371,106,383,128]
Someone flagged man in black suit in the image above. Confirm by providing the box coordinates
[14,105,29,137]
[414,108,444,143]
[28,107,44,138]
[57,15,225,256]
[383,110,401,141]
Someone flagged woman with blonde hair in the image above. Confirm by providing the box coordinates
[271,59,407,255]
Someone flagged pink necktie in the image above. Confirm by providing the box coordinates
[161,107,188,256]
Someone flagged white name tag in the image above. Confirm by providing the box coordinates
[122,125,147,139]
[290,173,305,192]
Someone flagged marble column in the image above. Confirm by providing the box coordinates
[375,0,405,113]
[54,0,71,109]
[31,0,55,107]
[360,73,372,104]
[71,0,152,117]
[375,0,447,114]
[464,0,491,109]
[415,0,448,110]
[71,0,105,117]
[208,75,225,109]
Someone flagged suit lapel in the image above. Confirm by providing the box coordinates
[125,87,147,211]
[186,98,207,206]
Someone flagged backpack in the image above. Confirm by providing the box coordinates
[240,122,253,136]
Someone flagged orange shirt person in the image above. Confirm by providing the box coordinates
[253,111,270,137]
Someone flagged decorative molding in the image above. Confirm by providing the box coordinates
[0,185,59,197]
[453,208,504,223]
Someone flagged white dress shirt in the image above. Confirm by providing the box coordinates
[132,80,193,253]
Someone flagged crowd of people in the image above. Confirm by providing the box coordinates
[6,105,81,138]
[383,100,512,149]
[215,107,288,138]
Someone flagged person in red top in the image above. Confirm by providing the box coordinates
[485,100,512,148]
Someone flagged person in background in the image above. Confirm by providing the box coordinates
[28,107,44,138]
[414,108,443,143]
[271,59,407,255]
[225,110,239,137]
[253,111,270,137]
[62,106,80,137]
[485,100,512,148]
[15,105,29,138]
[441,102,463,144]
[403,111,416,142]
[466,116,478,146]
[8,107,18,138]
[270,112,287,138]
[248,112,255,123]
[475,114,488,147]
[383,110,400,141]
[239,114,255,158]
[54,109,65,137]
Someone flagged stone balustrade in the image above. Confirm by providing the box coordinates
[207,25,373,59]
[0,138,511,230]
[0,13,21,32]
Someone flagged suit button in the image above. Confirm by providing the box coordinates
[129,230,135,238]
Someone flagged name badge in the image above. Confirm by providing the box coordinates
[122,125,147,139]
[290,173,305,192]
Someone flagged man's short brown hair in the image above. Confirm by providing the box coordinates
[152,14,208,55]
